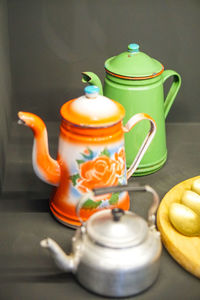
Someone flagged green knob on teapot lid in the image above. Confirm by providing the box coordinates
[128,43,139,53]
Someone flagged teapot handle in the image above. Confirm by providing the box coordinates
[123,113,156,179]
[93,184,160,228]
[162,70,181,119]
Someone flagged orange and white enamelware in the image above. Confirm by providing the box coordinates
[18,86,156,227]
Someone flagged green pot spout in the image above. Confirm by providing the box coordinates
[81,72,103,95]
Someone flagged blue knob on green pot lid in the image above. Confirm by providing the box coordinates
[128,43,140,53]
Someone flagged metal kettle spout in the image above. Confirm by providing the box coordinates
[40,238,75,272]
[81,72,103,95]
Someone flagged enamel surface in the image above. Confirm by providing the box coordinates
[71,95,119,120]
[18,112,61,186]
[57,136,127,206]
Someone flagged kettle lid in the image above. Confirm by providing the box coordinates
[105,43,164,79]
[86,208,148,248]
[60,86,125,127]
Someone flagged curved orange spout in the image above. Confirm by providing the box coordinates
[18,112,61,186]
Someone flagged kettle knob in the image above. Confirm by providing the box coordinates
[128,43,139,53]
[112,208,125,221]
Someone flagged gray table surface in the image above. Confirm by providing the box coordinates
[0,122,200,300]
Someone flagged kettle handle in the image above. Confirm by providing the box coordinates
[123,113,157,179]
[92,184,160,228]
[162,70,181,119]
[76,184,159,228]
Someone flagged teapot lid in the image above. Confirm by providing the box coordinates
[105,43,164,80]
[86,208,148,248]
[60,86,125,127]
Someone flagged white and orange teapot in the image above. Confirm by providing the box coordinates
[18,86,156,227]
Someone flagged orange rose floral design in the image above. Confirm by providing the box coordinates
[114,148,126,176]
[70,147,126,205]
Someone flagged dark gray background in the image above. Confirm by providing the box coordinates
[0,0,12,185]
[6,0,200,122]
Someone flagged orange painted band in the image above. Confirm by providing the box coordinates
[50,202,82,226]
[105,64,164,80]
[60,120,124,144]
[61,119,123,134]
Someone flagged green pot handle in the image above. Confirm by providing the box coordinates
[162,70,181,119]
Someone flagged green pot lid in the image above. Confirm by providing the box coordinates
[105,43,164,79]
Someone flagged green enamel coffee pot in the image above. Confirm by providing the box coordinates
[82,43,181,176]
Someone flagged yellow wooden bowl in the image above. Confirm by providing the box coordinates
[157,176,200,278]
